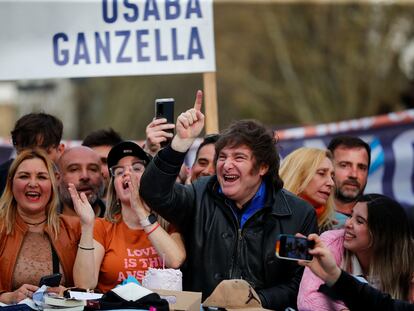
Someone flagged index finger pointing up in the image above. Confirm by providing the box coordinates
[194,90,203,111]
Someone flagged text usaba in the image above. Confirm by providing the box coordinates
[53,0,205,66]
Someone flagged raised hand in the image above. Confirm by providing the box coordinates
[68,183,95,227]
[176,90,204,139]
[128,173,150,220]
[171,90,205,152]
[144,118,175,155]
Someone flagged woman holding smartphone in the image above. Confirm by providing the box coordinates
[0,149,94,304]
[300,233,414,311]
[297,194,414,311]
[72,141,185,293]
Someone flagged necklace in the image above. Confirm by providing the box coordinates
[23,218,47,226]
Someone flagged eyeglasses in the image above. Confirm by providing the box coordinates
[110,162,146,177]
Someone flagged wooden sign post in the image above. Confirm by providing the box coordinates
[203,72,219,133]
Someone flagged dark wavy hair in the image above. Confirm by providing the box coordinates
[82,128,123,148]
[358,194,414,300]
[215,120,283,190]
[11,113,63,151]
[327,135,371,168]
[194,134,220,161]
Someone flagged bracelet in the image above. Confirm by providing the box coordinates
[78,244,95,250]
[146,223,160,236]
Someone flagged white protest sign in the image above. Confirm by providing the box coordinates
[0,0,215,80]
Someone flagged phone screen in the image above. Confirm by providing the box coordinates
[39,273,62,287]
[276,234,314,261]
[155,98,174,124]
[155,98,174,147]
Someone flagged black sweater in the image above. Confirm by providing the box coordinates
[330,270,414,311]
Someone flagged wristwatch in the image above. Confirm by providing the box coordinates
[140,213,157,227]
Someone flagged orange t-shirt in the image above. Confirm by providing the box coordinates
[94,218,166,293]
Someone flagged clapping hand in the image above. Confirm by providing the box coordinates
[128,172,151,220]
[68,183,95,227]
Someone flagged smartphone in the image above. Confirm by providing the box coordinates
[39,273,62,287]
[155,98,174,147]
[276,234,314,262]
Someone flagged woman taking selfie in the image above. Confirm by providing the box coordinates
[0,149,94,304]
[280,147,335,232]
[73,141,186,293]
[297,194,414,311]
[300,233,414,311]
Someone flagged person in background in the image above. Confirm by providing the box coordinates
[0,113,65,195]
[297,194,414,311]
[0,149,94,304]
[82,128,123,198]
[57,146,105,217]
[140,91,318,310]
[177,134,220,185]
[72,141,185,293]
[280,147,335,233]
[327,136,370,228]
[189,134,219,183]
[299,233,414,311]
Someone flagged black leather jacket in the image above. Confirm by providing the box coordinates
[140,146,318,310]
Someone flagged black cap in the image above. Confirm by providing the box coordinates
[107,141,152,174]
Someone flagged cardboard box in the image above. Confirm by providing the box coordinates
[153,289,202,311]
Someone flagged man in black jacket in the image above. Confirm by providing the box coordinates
[140,91,318,310]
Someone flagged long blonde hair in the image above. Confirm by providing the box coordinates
[279,147,335,230]
[0,149,60,238]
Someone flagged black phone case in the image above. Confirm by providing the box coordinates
[155,99,174,124]
[39,273,62,287]
[155,99,174,147]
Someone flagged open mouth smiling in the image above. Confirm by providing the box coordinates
[122,181,129,189]
[25,191,41,200]
[223,174,239,182]
[344,231,356,240]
